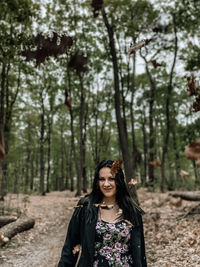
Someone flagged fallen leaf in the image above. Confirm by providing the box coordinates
[128,178,139,185]
[185,139,200,161]
[180,170,189,178]
[72,244,81,255]
[68,52,88,74]
[152,24,168,33]
[186,76,199,96]
[151,59,162,68]
[91,0,104,18]
[111,160,123,176]
[150,161,161,166]
[20,33,73,65]
[127,39,152,55]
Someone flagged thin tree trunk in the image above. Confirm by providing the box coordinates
[24,146,30,194]
[13,167,18,194]
[130,53,141,176]
[69,144,74,191]
[67,68,81,195]
[141,110,147,185]
[0,63,6,200]
[46,112,53,193]
[60,125,65,191]
[0,62,21,198]
[39,89,45,195]
[161,14,178,192]
[30,156,34,191]
[102,9,138,202]
[69,106,82,195]
[82,102,88,193]
[172,125,181,188]
[24,123,31,194]
[79,75,84,194]
[141,55,156,188]
[192,160,199,186]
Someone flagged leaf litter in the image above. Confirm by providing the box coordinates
[0,189,199,266]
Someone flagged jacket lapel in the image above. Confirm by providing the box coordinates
[84,206,98,264]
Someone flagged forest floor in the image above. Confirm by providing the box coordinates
[0,189,200,267]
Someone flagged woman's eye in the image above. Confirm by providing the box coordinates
[98,177,115,183]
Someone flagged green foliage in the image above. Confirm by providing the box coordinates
[184,45,200,71]
[1,0,200,195]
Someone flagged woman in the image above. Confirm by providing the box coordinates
[58,160,147,267]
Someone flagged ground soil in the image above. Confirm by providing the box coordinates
[0,189,200,267]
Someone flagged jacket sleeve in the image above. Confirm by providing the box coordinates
[131,213,147,267]
[139,214,147,267]
[57,201,83,267]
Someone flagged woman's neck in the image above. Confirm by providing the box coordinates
[102,197,116,205]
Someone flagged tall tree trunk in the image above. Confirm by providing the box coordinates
[24,146,31,194]
[60,124,65,190]
[69,144,74,191]
[192,160,199,186]
[39,89,45,195]
[69,105,82,194]
[13,167,18,194]
[141,55,156,188]
[67,68,81,195]
[172,125,181,188]
[130,52,141,176]
[95,112,98,165]
[141,110,147,185]
[161,14,178,192]
[24,122,31,193]
[82,101,88,193]
[0,63,5,124]
[0,62,20,198]
[30,156,34,191]
[102,10,138,202]
[64,146,70,190]
[0,63,6,200]
[46,112,53,193]
[79,75,84,194]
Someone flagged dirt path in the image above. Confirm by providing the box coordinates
[1,189,200,267]
[4,218,68,267]
[0,191,78,267]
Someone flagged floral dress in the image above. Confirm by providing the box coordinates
[93,218,133,267]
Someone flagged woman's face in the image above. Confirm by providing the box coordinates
[98,167,117,201]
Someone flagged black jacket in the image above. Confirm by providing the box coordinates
[58,198,147,267]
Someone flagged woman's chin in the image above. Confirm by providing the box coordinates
[102,190,115,198]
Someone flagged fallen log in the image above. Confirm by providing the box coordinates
[0,216,17,227]
[169,191,200,201]
[0,216,35,246]
[178,203,200,219]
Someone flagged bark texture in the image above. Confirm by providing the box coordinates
[170,192,200,201]
[0,216,35,246]
[0,216,17,227]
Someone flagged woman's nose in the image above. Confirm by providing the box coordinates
[104,179,110,186]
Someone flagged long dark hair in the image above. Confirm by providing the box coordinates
[86,160,144,226]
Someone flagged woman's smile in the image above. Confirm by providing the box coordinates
[99,167,117,200]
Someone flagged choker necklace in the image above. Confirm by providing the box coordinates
[100,201,117,210]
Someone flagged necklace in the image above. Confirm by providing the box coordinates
[99,202,123,222]
[101,201,116,209]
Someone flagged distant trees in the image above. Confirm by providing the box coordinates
[0,0,200,197]
[0,0,37,199]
